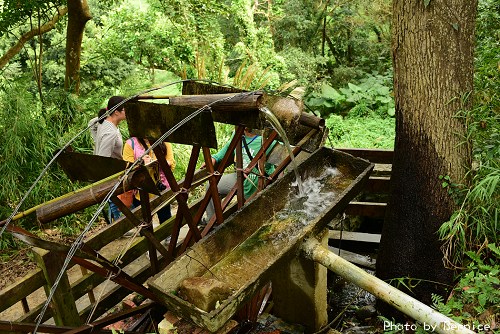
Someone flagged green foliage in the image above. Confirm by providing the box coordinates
[0,81,80,229]
[325,113,395,149]
[441,0,500,263]
[439,152,500,267]
[306,72,394,118]
[277,47,327,86]
[432,246,500,329]
[148,0,227,78]
[0,0,65,38]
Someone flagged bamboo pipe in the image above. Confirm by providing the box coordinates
[36,169,149,224]
[0,171,127,227]
[300,238,475,334]
[299,112,325,129]
[135,93,324,131]
[168,93,263,112]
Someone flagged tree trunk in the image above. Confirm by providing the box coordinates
[377,0,476,305]
[64,0,91,94]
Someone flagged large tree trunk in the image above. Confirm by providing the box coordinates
[377,0,476,305]
[64,0,91,94]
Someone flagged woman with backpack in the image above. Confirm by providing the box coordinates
[123,137,176,225]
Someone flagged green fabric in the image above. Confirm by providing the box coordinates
[212,132,277,198]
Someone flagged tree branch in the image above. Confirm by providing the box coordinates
[0,6,68,70]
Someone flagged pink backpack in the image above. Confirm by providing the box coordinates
[127,137,170,190]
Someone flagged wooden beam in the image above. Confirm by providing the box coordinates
[0,269,44,313]
[329,230,381,243]
[364,176,391,194]
[337,148,393,164]
[32,248,81,327]
[345,201,387,218]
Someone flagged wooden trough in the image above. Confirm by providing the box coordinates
[148,147,374,332]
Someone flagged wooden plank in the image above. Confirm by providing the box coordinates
[364,176,390,194]
[329,230,381,243]
[78,262,153,322]
[373,163,392,176]
[32,248,81,327]
[345,201,387,218]
[0,320,73,334]
[328,246,376,269]
[336,148,393,164]
[0,269,45,312]
[84,171,209,251]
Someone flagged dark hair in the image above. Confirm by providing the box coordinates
[97,96,126,124]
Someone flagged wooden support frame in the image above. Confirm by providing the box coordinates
[166,146,201,259]
[32,248,81,327]
[178,126,246,252]
[153,145,202,242]
[111,195,172,263]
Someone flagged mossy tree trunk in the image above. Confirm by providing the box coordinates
[64,0,91,94]
[377,0,476,304]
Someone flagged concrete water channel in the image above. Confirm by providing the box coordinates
[149,147,373,332]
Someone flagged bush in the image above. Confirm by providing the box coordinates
[305,71,394,118]
[325,113,395,149]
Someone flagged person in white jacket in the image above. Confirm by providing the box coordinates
[88,96,127,223]
[88,96,127,159]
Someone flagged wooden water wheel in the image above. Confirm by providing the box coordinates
[0,80,327,333]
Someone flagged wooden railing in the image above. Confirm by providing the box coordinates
[0,148,393,332]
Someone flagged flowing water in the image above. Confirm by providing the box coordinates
[259,107,305,196]
[203,167,353,288]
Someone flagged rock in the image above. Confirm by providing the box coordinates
[179,277,232,312]
[355,305,377,321]
[158,318,177,334]
[343,325,378,334]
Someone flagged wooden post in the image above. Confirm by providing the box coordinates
[32,248,81,327]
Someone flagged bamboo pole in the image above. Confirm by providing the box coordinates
[0,171,126,226]
[36,167,153,224]
[300,238,475,334]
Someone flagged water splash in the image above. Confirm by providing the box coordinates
[295,167,342,221]
[270,167,345,245]
[259,106,304,195]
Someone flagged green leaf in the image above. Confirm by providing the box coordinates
[348,82,362,93]
[487,243,500,258]
[322,100,335,108]
[478,294,487,307]
[377,86,391,95]
[321,83,342,99]
[424,0,431,8]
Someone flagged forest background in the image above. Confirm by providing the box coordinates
[0,0,498,331]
